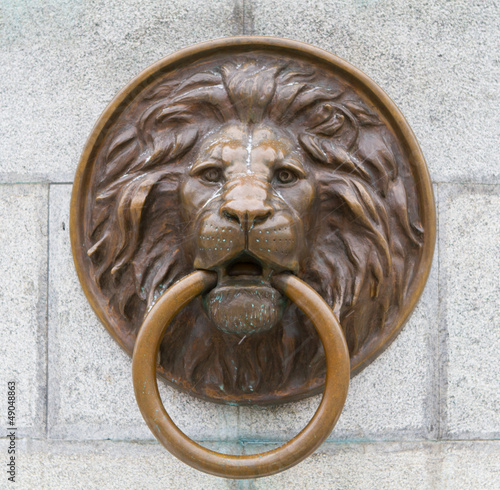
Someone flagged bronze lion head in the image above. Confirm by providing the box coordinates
[72,42,434,405]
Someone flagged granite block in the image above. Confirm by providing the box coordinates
[0,184,48,438]
[438,184,500,438]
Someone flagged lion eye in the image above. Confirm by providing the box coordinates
[275,168,298,185]
[199,167,223,183]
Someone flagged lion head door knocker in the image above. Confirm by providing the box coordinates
[71,37,435,478]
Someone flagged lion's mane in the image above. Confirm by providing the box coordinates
[86,56,423,402]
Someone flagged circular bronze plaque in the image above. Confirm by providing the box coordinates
[71,37,435,405]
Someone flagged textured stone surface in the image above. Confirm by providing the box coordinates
[16,439,239,489]
[48,185,238,440]
[245,441,500,489]
[0,184,48,438]
[438,442,500,489]
[0,0,241,183]
[246,442,433,489]
[439,184,500,438]
[245,0,500,184]
[12,440,500,489]
[238,257,439,442]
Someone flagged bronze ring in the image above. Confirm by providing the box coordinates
[132,270,350,479]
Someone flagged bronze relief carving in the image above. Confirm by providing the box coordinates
[71,37,435,477]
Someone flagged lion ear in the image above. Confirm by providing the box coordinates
[298,133,370,181]
[102,128,140,183]
[106,127,136,162]
[300,101,360,153]
[343,100,382,126]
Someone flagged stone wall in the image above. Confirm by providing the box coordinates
[1,1,498,488]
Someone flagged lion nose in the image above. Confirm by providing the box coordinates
[221,199,273,230]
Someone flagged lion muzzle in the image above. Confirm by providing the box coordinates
[193,179,303,335]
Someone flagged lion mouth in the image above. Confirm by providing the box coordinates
[204,255,285,335]
[202,253,288,335]
[226,254,263,277]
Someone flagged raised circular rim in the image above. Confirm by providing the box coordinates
[132,271,350,479]
[70,35,435,399]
